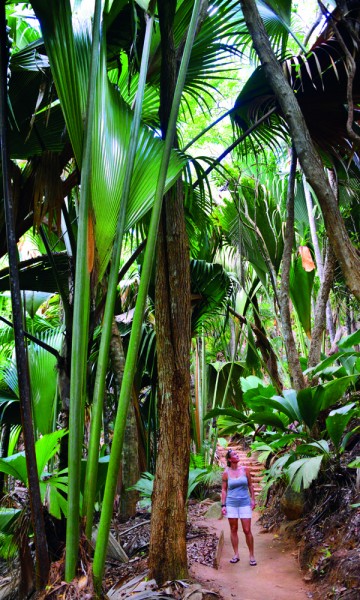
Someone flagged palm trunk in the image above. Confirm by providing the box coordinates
[0,5,49,588]
[308,243,336,371]
[148,176,191,584]
[148,0,201,585]
[278,149,306,391]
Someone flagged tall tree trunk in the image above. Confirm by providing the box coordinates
[251,295,283,392]
[239,0,360,301]
[278,149,306,391]
[148,0,192,585]
[303,177,335,343]
[308,243,336,371]
[0,423,10,498]
[0,6,49,589]
[149,176,191,584]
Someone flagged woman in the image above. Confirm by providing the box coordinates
[221,448,257,565]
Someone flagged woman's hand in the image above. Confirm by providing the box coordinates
[251,499,256,509]
[221,506,227,515]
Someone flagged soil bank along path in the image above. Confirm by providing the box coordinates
[190,513,313,600]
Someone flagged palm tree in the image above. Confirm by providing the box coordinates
[236,0,360,300]
[3,0,348,592]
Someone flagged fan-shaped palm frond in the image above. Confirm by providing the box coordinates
[1,327,63,435]
[215,176,284,287]
[31,1,185,279]
[191,259,233,334]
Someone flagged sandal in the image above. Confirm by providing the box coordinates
[249,559,257,566]
[230,556,240,563]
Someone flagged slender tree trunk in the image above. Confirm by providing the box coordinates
[0,6,49,588]
[149,177,191,584]
[0,423,10,498]
[109,321,139,519]
[308,243,336,371]
[239,0,360,301]
[148,0,192,584]
[278,149,306,390]
[251,295,283,392]
[303,177,335,343]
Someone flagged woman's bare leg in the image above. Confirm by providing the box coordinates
[241,518,255,562]
[228,518,239,559]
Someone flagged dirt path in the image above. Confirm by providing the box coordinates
[190,513,313,600]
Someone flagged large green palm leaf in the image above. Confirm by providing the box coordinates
[1,327,62,435]
[31,1,185,279]
[216,177,284,286]
[103,0,294,118]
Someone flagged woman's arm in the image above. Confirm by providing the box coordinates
[246,468,256,508]
[221,471,228,514]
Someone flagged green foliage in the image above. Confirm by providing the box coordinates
[215,177,284,288]
[325,404,357,451]
[289,254,314,338]
[211,361,360,492]
[348,457,360,468]
[1,327,62,435]
[286,455,324,492]
[0,430,68,518]
[129,463,210,508]
[207,361,244,409]
[191,260,234,334]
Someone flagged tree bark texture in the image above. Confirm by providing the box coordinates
[278,149,306,391]
[148,0,192,584]
[149,178,191,584]
[239,0,360,301]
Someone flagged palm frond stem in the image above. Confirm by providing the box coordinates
[192,106,277,188]
[83,9,155,541]
[65,0,103,582]
[92,0,204,587]
[183,107,235,152]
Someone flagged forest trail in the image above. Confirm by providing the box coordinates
[189,444,314,600]
[190,514,313,600]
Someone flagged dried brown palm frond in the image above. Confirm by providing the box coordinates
[233,1,360,165]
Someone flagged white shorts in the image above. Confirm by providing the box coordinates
[225,505,252,519]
